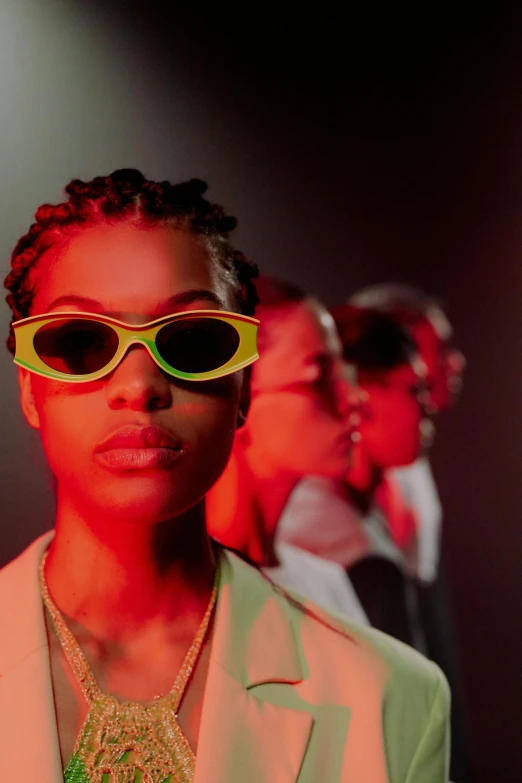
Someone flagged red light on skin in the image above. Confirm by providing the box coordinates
[247,299,355,479]
[208,297,358,566]
[411,308,465,412]
[18,222,242,612]
[346,361,427,492]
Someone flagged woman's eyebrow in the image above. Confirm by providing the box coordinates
[46,290,227,314]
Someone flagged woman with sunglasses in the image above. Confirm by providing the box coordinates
[0,170,449,782]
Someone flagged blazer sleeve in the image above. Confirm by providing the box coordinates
[404,666,451,783]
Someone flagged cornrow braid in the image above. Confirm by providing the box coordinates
[4,169,259,355]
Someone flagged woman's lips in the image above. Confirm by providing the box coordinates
[94,446,184,471]
[95,424,182,452]
[94,424,185,470]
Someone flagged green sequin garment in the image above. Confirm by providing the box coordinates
[64,750,173,782]
[61,690,193,782]
[63,753,172,783]
[63,705,178,783]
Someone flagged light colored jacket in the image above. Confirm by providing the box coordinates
[264,542,369,624]
[0,532,450,782]
[277,476,406,570]
[390,457,443,584]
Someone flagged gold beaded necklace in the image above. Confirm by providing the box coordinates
[39,549,220,783]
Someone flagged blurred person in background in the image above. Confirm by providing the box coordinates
[207,276,368,623]
[349,283,470,782]
[349,283,466,584]
[278,307,432,649]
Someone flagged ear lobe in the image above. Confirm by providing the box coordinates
[17,368,41,430]
[236,365,252,430]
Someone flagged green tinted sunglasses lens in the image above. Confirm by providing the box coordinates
[156,317,240,373]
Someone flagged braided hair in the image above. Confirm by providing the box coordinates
[4,169,259,355]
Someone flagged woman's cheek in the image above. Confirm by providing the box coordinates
[37,393,77,440]
[391,402,422,464]
[248,393,310,469]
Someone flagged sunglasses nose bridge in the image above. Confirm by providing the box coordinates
[116,330,157,363]
[118,319,157,342]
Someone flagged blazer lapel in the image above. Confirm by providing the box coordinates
[0,531,62,781]
[194,663,313,783]
[194,551,314,783]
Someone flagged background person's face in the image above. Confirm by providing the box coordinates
[245,299,354,478]
[355,362,428,470]
[411,308,466,412]
[17,223,246,526]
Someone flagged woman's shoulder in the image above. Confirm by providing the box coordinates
[220,546,450,782]
[0,532,53,674]
[0,532,52,590]
[290,583,446,696]
[223,545,447,696]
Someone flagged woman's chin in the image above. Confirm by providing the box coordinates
[85,490,204,525]
[313,459,352,481]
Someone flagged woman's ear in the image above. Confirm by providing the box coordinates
[237,365,252,429]
[17,368,41,430]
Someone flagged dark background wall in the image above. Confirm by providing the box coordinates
[0,3,521,780]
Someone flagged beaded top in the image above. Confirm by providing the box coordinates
[39,549,220,783]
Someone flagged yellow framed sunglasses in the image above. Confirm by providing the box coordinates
[12,309,259,383]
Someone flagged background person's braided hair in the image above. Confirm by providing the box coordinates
[3,168,259,355]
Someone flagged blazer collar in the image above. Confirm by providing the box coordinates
[0,534,314,783]
[210,548,307,687]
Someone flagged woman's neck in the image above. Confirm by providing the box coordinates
[345,460,382,513]
[45,496,216,644]
[241,440,300,567]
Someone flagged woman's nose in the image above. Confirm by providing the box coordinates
[104,344,172,410]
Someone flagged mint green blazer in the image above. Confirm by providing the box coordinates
[0,532,450,781]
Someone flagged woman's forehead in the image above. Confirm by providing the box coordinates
[254,302,341,392]
[272,300,339,356]
[29,223,231,315]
